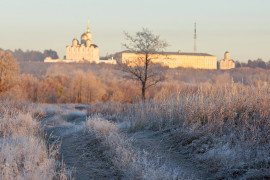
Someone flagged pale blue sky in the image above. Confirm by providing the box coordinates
[0,0,269,61]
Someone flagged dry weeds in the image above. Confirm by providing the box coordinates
[0,102,69,180]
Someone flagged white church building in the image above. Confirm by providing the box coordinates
[44,20,115,64]
[65,20,99,63]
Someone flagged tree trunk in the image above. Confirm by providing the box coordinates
[141,54,148,103]
[142,82,146,102]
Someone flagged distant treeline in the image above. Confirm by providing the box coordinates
[235,59,270,69]
[0,48,58,62]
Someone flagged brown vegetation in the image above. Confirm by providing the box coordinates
[12,61,269,104]
[0,51,19,94]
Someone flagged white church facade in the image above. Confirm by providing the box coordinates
[219,51,235,70]
[65,20,99,63]
[44,20,116,64]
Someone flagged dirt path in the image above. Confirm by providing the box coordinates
[129,130,212,180]
[60,130,120,179]
[41,105,121,180]
[40,104,212,179]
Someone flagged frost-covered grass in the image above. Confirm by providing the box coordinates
[87,83,270,179]
[0,113,39,137]
[85,116,185,180]
[0,101,68,180]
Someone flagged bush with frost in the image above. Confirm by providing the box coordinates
[0,103,68,179]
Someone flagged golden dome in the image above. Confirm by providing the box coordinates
[72,38,78,46]
[81,33,88,39]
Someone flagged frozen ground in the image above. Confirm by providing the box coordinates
[129,130,211,179]
[41,105,121,179]
[40,104,215,179]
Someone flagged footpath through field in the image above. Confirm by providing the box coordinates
[40,104,211,180]
[129,130,212,179]
[41,105,121,180]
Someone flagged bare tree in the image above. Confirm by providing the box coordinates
[118,28,168,102]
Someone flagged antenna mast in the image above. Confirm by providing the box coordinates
[194,22,197,53]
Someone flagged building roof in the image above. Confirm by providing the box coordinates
[91,44,98,48]
[120,50,214,56]
[163,52,214,56]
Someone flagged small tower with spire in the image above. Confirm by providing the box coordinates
[81,19,92,45]
[194,22,197,53]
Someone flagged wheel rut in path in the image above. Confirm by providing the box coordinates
[60,130,121,180]
[42,107,121,180]
[129,130,213,180]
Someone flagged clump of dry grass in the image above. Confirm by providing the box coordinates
[0,136,58,179]
[0,113,40,137]
[0,102,69,180]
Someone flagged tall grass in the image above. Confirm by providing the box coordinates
[89,83,270,135]
[88,83,270,178]
[0,101,68,180]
